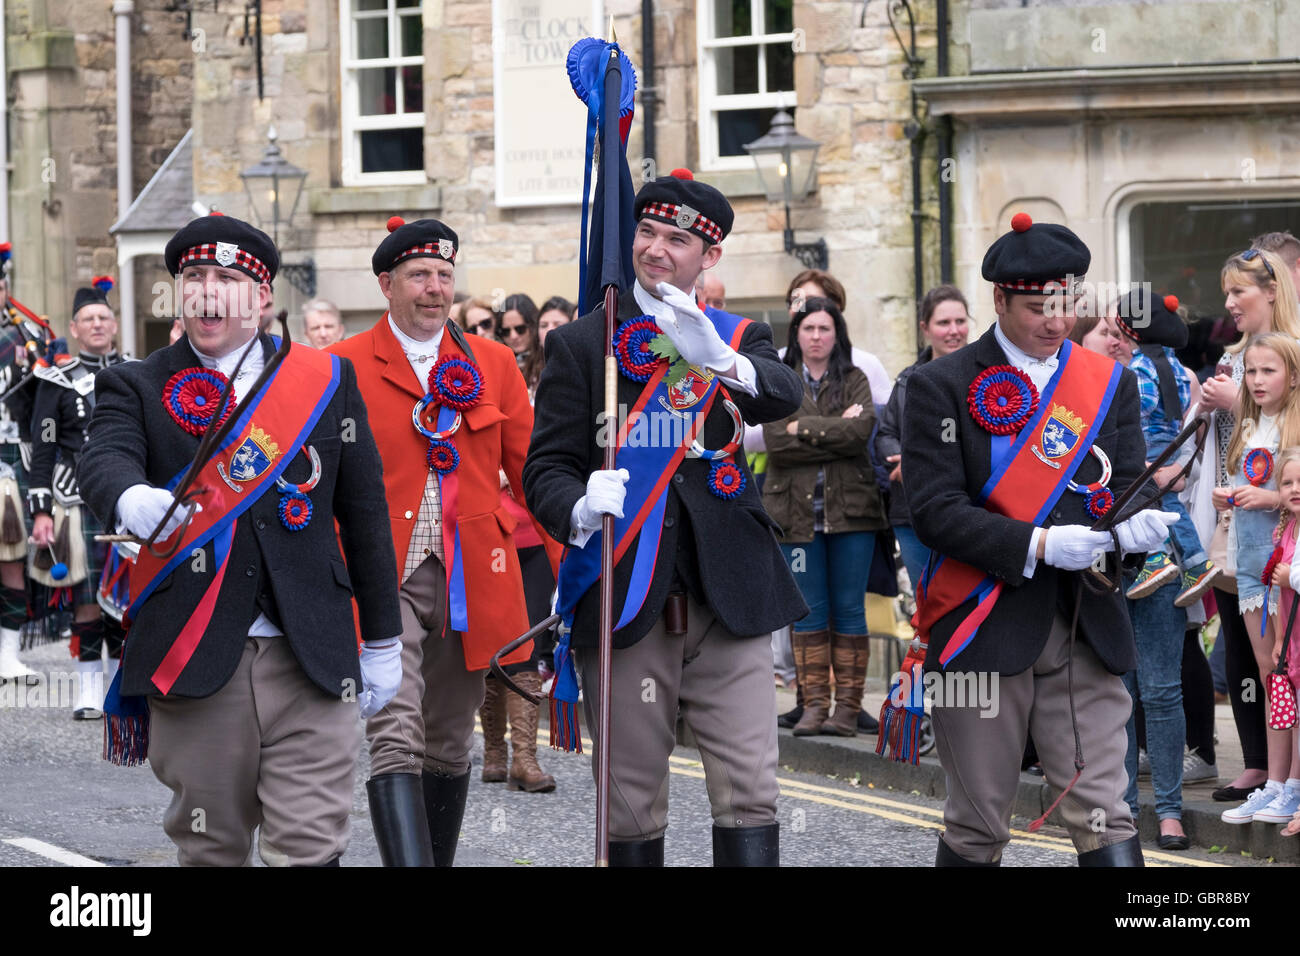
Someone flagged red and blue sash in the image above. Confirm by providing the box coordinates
[554,307,751,630]
[547,306,749,752]
[127,345,340,694]
[915,340,1122,668]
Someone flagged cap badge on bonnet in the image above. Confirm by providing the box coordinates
[675,205,699,230]
[215,242,239,267]
[439,239,454,259]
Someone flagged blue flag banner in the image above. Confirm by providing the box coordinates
[566,37,637,315]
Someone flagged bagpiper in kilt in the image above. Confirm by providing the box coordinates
[27,281,131,718]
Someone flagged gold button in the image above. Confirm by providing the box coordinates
[404,510,413,519]
[424,548,430,555]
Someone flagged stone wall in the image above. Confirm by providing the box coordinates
[6,0,191,332]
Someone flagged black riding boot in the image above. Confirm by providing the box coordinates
[1077,834,1145,867]
[935,836,1000,867]
[713,823,779,866]
[608,836,665,867]
[422,769,471,866]
[366,772,435,867]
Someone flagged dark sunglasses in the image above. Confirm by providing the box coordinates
[1241,248,1276,280]
[473,318,495,332]
[503,324,529,336]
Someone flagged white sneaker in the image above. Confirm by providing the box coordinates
[1253,786,1300,824]
[1182,748,1219,784]
[1221,786,1282,824]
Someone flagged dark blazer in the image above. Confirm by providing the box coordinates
[901,326,1145,676]
[877,346,931,526]
[524,288,809,649]
[78,334,402,699]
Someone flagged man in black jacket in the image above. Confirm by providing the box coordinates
[525,170,807,866]
[78,215,403,866]
[901,213,1176,866]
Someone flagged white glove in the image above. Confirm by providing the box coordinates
[573,468,630,532]
[115,483,198,542]
[656,282,735,371]
[1114,510,1180,554]
[1043,525,1116,571]
[358,638,403,720]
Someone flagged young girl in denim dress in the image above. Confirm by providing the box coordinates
[1216,333,1300,824]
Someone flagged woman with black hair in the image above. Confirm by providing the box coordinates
[499,293,544,395]
[537,296,576,347]
[762,297,887,736]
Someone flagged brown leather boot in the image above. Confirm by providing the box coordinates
[790,630,831,736]
[507,670,556,793]
[479,676,508,783]
[822,633,870,736]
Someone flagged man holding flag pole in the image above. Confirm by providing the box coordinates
[524,32,807,867]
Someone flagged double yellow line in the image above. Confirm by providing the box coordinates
[481,721,1223,867]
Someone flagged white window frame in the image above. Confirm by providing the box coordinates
[696,0,797,172]
[339,0,426,187]
[1115,183,1300,290]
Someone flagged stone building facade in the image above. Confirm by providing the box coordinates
[8,0,940,374]
[7,0,192,347]
[920,0,1300,347]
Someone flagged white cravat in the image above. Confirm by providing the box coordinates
[388,314,444,389]
[192,336,266,405]
[993,321,1059,394]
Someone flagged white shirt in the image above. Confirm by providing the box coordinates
[192,336,266,405]
[387,313,444,389]
[988,321,1063,578]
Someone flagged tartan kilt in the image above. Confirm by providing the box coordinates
[29,502,108,608]
[0,440,30,497]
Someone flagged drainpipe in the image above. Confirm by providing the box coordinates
[114,0,136,356]
[936,0,952,284]
[641,0,656,167]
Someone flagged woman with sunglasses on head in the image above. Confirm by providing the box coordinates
[1198,247,1300,809]
[463,296,499,341]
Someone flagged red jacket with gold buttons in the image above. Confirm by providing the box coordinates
[331,315,555,670]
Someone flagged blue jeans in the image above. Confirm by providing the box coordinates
[1123,577,1187,821]
[1160,488,1207,568]
[893,523,931,592]
[781,531,874,634]
[1146,437,1206,567]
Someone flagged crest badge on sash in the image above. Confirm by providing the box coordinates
[1032,403,1086,470]
[214,242,239,267]
[219,425,282,490]
[662,366,714,411]
[675,205,699,231]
